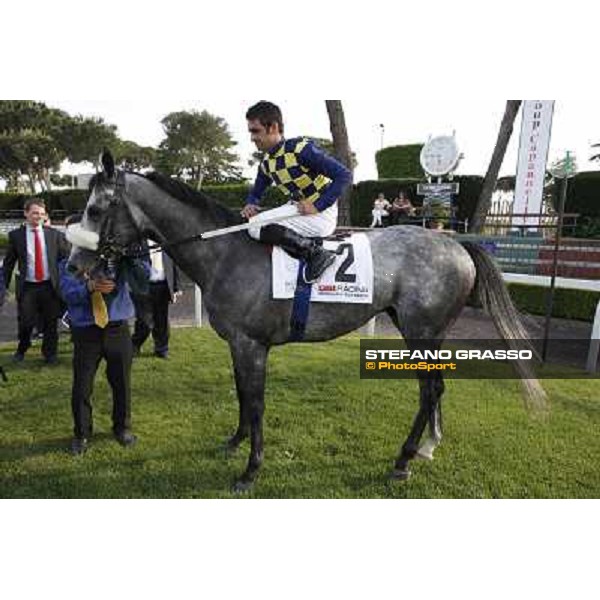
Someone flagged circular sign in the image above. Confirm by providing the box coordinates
[420,136,460,177]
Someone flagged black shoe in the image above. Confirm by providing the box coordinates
[303,248,337,283]
[259,224,336,283]
[154,350,169,359]
[44,355,58,366]
[12,352,24,363]
[70,437,88,456]
[114,430,137,447]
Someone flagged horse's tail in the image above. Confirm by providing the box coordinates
[461,242,548,413]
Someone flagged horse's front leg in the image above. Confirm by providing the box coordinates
[223,364,252,454]
[227,337,269,492]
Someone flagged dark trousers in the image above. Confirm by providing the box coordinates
[17,281,61,358]
[131,281,171,353]
[71,322,133,439]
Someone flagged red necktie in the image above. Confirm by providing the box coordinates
[34,228,44,281]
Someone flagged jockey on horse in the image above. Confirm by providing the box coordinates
[241,101,353,284]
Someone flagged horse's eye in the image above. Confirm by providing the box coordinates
[87,206,102,220]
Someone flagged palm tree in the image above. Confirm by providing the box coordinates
[325,101,354,226]
[469,101,522,233]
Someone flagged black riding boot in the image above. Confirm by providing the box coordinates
[259,224,336,283]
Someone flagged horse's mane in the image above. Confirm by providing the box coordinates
[142,172,244,226]
[89,171,244,227]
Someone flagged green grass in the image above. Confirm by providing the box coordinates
[1,328,599,498]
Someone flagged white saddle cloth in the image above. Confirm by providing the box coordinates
[272,233,373,304]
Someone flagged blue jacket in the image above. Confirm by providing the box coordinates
[59,259,149,328]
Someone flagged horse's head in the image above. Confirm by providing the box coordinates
[67,150,142,278]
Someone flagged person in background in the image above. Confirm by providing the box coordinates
[0,263,5,383]
[2,198,69,364]
[390,192,416,225]
[0,264,6,310]
[132,245,181,359]
[370,192,391,228]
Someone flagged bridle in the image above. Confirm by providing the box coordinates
[95,170,143,262]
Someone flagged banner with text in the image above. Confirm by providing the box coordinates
[513,100,555,228]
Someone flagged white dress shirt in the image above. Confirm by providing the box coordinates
[149,249,166,283]
[25,225,50,282]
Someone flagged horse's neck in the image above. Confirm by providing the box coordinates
[130,176,246,289]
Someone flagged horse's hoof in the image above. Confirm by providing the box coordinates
[415,449,434,461]
[389,468,411,481]
[232,479,254,494]
[416,438,437,461]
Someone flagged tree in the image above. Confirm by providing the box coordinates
[325,101,354,226]
[115,140,156,171]
[57,114,119,169]
[469,101,522,233]
[0,101,70,191]
[158,110,241,189]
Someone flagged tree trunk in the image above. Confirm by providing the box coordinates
[196,165,204,190]
[43,167,52,191]
[325,100,354,226]
[469,100,522,233]
[27,171,36,194]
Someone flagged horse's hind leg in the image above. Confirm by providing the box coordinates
[416,375,444,461]
[227,337,269,492]
[385,331,446,480]
[391,369,445,478]
[390,373,436,480]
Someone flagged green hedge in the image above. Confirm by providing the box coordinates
[0,190,89,213]
[508,283,599,322]
[573,216,600,239]
[375,145,425,179]
[0,233,8,249]
[551,170,600,218]
[0,184,288,216]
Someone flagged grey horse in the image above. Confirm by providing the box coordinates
[67,153,546,491]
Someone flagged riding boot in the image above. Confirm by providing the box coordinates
[259,224,336,284]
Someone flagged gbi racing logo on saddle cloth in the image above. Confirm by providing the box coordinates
[272,233,374,304]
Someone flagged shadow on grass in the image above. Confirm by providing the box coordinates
[0,432,123,462]
[0,437,73,461]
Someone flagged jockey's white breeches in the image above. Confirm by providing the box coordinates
[247,201,338,240]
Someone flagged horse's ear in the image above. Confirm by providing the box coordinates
[101,148,115,179]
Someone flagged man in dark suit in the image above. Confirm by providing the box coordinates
[132,246,181,359]
[0,265,6,309]
[0,263,6,383]
[2,198,69,364]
